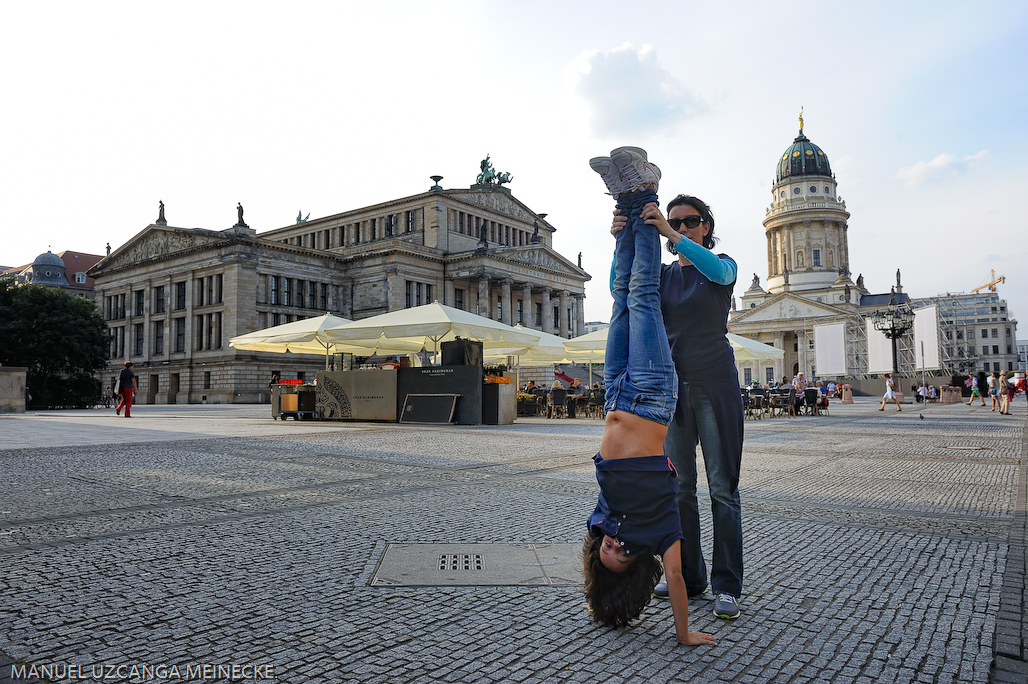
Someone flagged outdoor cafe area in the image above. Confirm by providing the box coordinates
[742,385,837,419]
[228,302,788,427]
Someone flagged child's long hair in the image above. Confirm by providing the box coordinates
[582,532,663,627]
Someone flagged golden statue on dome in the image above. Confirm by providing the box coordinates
[798,107,804,134]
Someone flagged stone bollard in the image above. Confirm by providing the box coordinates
[940,385,962,404]
[841,384,853,404]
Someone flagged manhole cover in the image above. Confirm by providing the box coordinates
[938,445,990,451]
[372,543,581,587]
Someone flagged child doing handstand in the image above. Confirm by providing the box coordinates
[582,147,716,647]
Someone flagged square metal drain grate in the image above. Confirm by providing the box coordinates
[372,543,581,587]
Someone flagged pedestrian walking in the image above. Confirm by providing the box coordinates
[879,373,901,412]
[115,362,138,418]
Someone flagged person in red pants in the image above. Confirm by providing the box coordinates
[116,361,138,417]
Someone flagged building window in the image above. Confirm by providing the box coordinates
[983,346,989,355]
[272,313,280,326]
[417,283,423,306]
[743,368,752,385]
[309,281,316,309]
[536,302,542,326]
[196,278,205,306]
[455,288,464,310]
[405,211,414,232]
[204,371,211,389]
[134,290,144,316]
[812,249,821,267]
[459,212,465,234]
[215,274,223,304]
[134,324,144,356]
[370,218,377,240]
[296,281,305,308]
[154,286,165,313]
[982,329,989,338]
[270,276,279,305]
[174,318,186,352]
[517,299,524,324]
[283,278,291,307]
[405,281,412,308]
[993,345,999,355]
[992,328,998,338]
[153,322,164,355]
[766,367,775,384]
[196,315,205,350]
[175,282,186,310]
[320,283,327,310]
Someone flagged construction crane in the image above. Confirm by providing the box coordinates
[970,269,1005,293]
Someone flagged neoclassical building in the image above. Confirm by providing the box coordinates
[89,171,590,404]
[729,117,880,384]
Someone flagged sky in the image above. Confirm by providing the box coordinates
[2,1,1025,330]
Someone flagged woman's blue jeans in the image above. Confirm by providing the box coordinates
[665,382,744,597]
[603,189,678,426]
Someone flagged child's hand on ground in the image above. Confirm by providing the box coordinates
[678,630,717,647]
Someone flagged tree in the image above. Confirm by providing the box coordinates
[0,280,109,407]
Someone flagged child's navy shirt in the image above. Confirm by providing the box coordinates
[588,453,684,557]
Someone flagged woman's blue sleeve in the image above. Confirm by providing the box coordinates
[672,237,737,285]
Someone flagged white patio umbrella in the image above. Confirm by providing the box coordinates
[726,333,785,362]
[562,327,784,363]
[324,302,541,361]
[229,314,422,369]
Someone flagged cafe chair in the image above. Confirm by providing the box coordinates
[548,388,569,419]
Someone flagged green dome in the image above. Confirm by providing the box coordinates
[776,131,832,183]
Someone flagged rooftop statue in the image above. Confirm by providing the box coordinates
[751,273,760,289]
[476,155,513,186]
[296,211,310,224]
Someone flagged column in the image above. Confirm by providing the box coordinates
[500,279,512,326]
[795,329,805,377]
[444,279,455,308]
[478,278,491,319]
[558,290,569,338]
[541,287,552,333]
[773,331,783,381]
[521,283,533,327]
[575,295,585,336]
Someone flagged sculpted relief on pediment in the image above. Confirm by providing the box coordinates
[458,192,534,223]
[111,231,210,268]
[508,248,565,272]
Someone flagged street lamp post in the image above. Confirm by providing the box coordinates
[871,290,915,378]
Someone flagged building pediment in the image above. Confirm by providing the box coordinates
[91,225,227,274]
[447,188,545,227]
[732,293,848,324]
[500,245,584,275]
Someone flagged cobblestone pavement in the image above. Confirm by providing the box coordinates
[1,399,1025,683]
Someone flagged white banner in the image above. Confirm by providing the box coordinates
[866,317,895,374]
[814,323,847,375]
[913,306,941,370]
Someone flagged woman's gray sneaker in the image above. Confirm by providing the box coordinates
[713,593,741,619]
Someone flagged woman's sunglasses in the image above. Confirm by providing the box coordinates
[668,215,704,230]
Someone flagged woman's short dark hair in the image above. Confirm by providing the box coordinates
[581,532,662,628]
[665,194,717,252]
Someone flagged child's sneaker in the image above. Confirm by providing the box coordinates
[713,593,741,619]
[611,148,661,193]
[589,156,628,197]
[611,146,648,160]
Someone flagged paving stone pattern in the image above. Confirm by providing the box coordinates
[0,401,1025,683]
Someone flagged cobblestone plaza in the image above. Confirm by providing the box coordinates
[1,401,1025,683]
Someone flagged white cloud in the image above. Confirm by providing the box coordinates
[894,150,987,187]
[565,43,704,137]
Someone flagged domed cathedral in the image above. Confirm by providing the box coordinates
[763,112,855,300]
[730,112,871,386]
